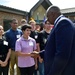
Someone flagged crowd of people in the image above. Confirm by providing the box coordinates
[0,5,75,75]
[0,12,53,75]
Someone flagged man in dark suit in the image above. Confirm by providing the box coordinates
[44,5,75,75]
[32,5,75,75]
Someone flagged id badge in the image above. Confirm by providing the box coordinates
[44,39,47,44]
[16,35,20,38]
[29,41,33,46]
[35,35,38,39]
[3,41,8,46]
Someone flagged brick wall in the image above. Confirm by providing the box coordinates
[0,11,25,26]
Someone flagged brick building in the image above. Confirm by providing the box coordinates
[0,5,27,31]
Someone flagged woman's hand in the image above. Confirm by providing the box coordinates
[31,51,39,58]
[1,61,8,67]
[0,60,2,65]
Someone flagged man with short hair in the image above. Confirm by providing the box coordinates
[5,18,22,75]
[33,5,75,75]
[15,24,37,75]
[44,5,75,75]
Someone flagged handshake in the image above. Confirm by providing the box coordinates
[31,51,39,58]
[31,50,45,58]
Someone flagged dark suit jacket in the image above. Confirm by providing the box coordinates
[42,15,75,75]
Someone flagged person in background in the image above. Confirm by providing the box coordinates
[0,25,11,75]
[15,24,37,75]
[29,20,39,46]
[5,18,22,75]
[38,20,53,75]
[35,23,41,32]
[29,20,39,75]
[36,23,44,32]
[21,19,27,25]
[40,23,44,31]
[18,19,27,29]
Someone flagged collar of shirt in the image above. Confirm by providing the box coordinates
[54,15,64,26]
[21,36,31,41]
[10,28,18,32]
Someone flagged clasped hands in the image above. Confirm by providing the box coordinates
[0,60,7,67]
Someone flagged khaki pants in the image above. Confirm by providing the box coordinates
[9,50,20,75]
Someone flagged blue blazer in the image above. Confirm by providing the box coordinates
[41,15,75,75]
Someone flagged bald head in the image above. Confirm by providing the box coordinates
[46,5,61,24]
[46,5,61,14]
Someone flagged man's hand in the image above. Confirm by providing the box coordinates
[31,51,39,58]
